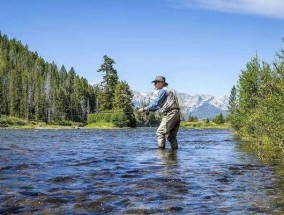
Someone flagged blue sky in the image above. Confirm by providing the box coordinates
[1,0,283,96]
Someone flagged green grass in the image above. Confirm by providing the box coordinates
[1,116,230,130]
[180,121,229,129]
[2,122,82,129]
[0,116,28,127]
[0,115,114,129]
[84,122,114,128]
[0,116,84,129]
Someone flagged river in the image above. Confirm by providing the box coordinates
[0,128,283,214]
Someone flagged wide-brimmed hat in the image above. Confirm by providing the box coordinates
[151,76,168,86]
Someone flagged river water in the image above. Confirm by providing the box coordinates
[0,128,283,214]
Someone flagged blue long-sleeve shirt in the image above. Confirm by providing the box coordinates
[146,89,168,111]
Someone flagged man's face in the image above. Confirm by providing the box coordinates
[154,81,164,89]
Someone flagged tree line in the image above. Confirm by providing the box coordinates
[0,33,140,127]
[227,42,284,154]
[0,33,99,124]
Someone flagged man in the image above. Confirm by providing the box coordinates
[138,76,181,150]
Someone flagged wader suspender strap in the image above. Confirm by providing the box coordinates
[172,90,180,109]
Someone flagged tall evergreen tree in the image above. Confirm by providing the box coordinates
[67,67,76,121]
[97,55,119,111]
[213,113,225,124]
[227,85,238,114]
[238,56,260,111]
[113,81,136,127]
[33,57,45,121]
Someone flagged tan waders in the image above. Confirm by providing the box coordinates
[156,109,180,150]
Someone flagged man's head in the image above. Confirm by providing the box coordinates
[151,76,168,89]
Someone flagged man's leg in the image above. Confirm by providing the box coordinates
[156,118,167,149]
[156,111,180,149]
[167,120,180,150]
[167,111,180,150]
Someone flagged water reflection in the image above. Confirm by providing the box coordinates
[156,149,178,177]
[157,149,178,165]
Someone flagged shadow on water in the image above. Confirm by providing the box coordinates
[0,128,284,214]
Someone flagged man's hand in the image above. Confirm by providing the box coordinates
[138,107,146,113]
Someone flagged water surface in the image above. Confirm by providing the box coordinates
[0,128,283,214]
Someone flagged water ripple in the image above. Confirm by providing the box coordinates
[0,128,283,214]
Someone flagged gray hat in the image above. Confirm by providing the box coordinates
[151,76,168,86]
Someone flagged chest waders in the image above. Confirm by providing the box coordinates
[156,88,180,150]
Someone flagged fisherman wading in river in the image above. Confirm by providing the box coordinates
[138,76,181,150]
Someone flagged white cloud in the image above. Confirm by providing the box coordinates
[172,0,284,19]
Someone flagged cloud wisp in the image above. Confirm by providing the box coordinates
[171,0,284,19]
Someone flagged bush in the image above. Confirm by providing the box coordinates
[88,109,136,128]
[111,111,127,127]
[88,112,113,124]
[53,120,74,126]
[0,116,28,126]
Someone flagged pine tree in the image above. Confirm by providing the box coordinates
[57,65,68,120]
[227,85,238,114]
[113,81,136,127]
[238,56,261,111]
[67,67,76,121]
[33,57,45,121]
[213,113,225,124]
[44,66,52,123]
[97,55,119,111]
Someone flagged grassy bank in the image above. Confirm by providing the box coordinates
[232,130,284,160]
[0,116,115,129]
[83,120,230,129]
[180,121,229,129]
[0,116,84,129]
[84,122,114,129]
[1,116,230,130]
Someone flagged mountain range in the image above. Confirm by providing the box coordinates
[132,90,229,119]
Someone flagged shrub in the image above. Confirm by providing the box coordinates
[88,109,136,128]
[0,116,28,126]
[54,120,74,126]
[111,111,127,127]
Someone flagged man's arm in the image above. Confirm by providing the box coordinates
[138,89,167,113]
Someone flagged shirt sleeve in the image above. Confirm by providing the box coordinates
[146,89,167,111]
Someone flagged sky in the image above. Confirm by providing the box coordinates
[0,0,283,96]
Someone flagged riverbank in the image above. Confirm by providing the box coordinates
[0,121,229,130]
[0,122,84,129]
[0,116,84,129]
[1,115,229,129]
[180,121,229,129]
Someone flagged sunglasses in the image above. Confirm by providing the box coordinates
[154,81,162,84]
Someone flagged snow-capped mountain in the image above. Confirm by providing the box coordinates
[132,90,229,119]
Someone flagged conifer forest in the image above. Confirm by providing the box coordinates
[0,33,136,127]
